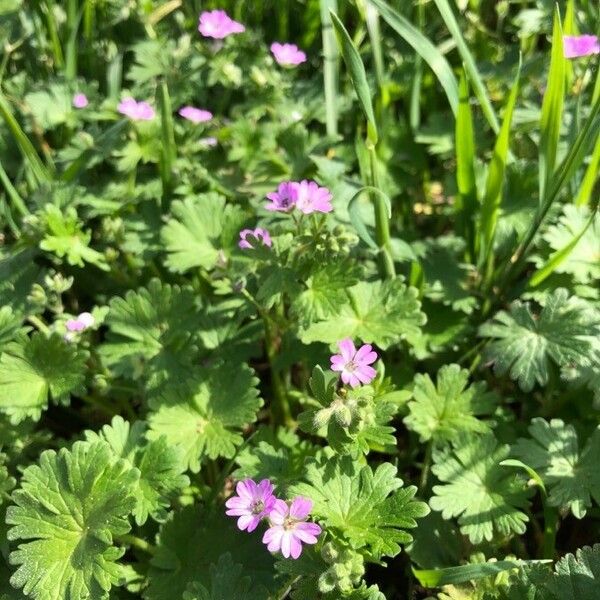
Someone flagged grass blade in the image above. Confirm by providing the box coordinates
[539,6,565,204]
[330,10,378,144]
[432,0,499,133]
[0,91,51,185]
[320,0,339,137]
[477,60,521,274]
[0,160,28,218]
[409,1,425,130]
[574,135,600,206]
[455,70,477,260]
[369,0,459,116]
[158,80,176,204]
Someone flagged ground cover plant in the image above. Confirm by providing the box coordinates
[0,0,599,598]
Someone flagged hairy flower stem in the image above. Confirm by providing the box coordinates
[116,534,157,556]
[368,145,395,279]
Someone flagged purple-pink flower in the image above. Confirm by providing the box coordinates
[262,497,322,559]
[66,312,95,332]
[294,180,333,214]
[198,9,245,39]
[265,181,297,212]
[239,227,272,249]
[330,338,378,388]
[117,97,155,121]
[225,479,277,533]
[270,42,307,66]
[563,35,599,59]
[178,106,213,123]
[72,93,88,109]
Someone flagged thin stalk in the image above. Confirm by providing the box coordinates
[83,0,94,41]
[365,3,386,105]
[320,0,339,137]
[264,311,292,426]
[368,144,395,278]
[116,534,157,556]
[41,0,64,70]
[65,0,78,79]
[409,0,425,130]
[26,315,50,335]
[541,506,558,559]
[419,441,433,492]
[0,160,28,217]
[158,80,176,206]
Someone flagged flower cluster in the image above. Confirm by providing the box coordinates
[225,479,321,559]
[330,338,378,388]
[266,180,333,214]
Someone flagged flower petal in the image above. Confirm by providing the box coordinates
[289,496,313,520]
[337,338,356,362]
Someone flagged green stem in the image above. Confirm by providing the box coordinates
[0,160,29,217]
[320,0,339,137]
[541,506,558,559]
[368,144,395,278]
[419,441,433,493]
[27,315,51,335]
[116,534,156,556]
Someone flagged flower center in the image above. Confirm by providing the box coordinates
[283,516,297,530]
[345,360,358,372]
[251,500,265,515]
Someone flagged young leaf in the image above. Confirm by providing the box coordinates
[430,434,531,544]
[6,441,139,600]
[0,333,88,424]
[512,419,600,519]
[290,455,430,560]
[85,416,189,525]
[161,193,247,274]
[479,289,600,392]
[405,364,497,444]
[300,278,426,350]
[147,362,262,472]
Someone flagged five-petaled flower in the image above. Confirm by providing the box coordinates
[225,479,277,533]
[72,93,88,108]
[270,42,307,66]
[330,338,378,388]
[238,227,272,249]
[265,181,297,212]
[294,180,333,214]
[563,35,599,59]
[117,97,155,121]
[66,312,95,332]
[198,9,245,39]
[262,497,322,559]
[178,106,213,123]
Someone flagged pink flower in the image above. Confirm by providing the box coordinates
[225,479,277,533]
[198,10,245,39]
[178,106,213,123]
[563,35,599,59]
[265,182,297,212]
[262,497,321,559]
[294,180,333,214]
[72,93,88,109]
[65,312,95,332]
[330,338,378,388]
[239,227,272,249]
[199,136,218,148]
[270,42,307,66]
[117,97,155,121]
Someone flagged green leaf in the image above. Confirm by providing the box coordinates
[85,416,189,525]
[290,455,430,560]
[479,289,600,392]
[430,434,531,544]
[405,364,497,444]
[147,362,262,472]
[0,306,24,353]
[512,419,600,519]
[547,544,600,599]
[300,278,426,350]
[6,441,139,600]
[183,554,262,600]
[0,333,88,424]
[432,0,499,133]
[369,0,459,116]
[330,12,377,144]
[161,193,247,273]
[539,7,565,204]
[146,506,275,600]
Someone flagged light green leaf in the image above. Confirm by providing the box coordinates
[161,193,247,273]
[512,419,600,519]
[300,278,426,350]
[147,362,262,472]
[479,289,600,391]
[405,364,497,444]
[0,333,88,424]
[430,434,531,544]
[6,441,139,600]
[290,455,430,560]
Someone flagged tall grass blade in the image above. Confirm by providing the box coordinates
[539,7,565,204]
[320,0,339,137]
[477,60,521,274]
[0,91,51,186]
[527,207,597,288]
[432,0,499,133]
[158,81,177,204]
[574,136,600,206]
[369,0,459,116]
[0,160,28,217]
[65,0,78,80]
[455,70,477,260]
[409,1,425,131]
[330,11,378,144]
[364,3,385,101]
